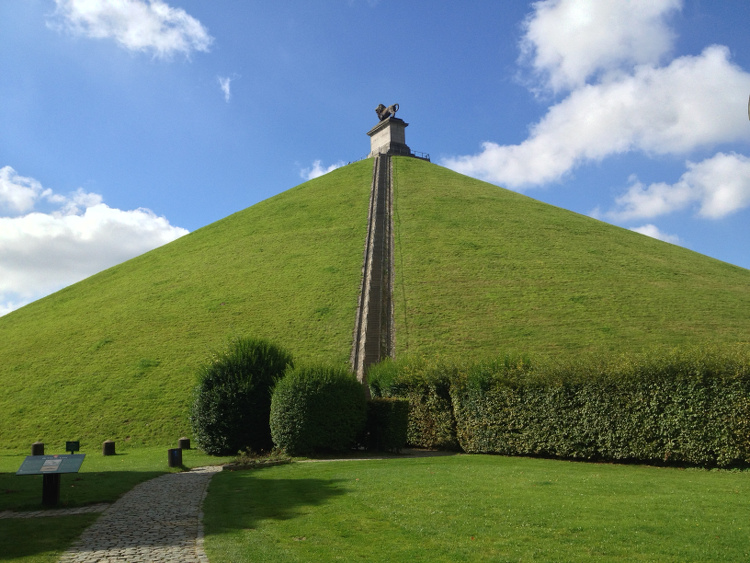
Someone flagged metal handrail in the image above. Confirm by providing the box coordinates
[354,148,431,162]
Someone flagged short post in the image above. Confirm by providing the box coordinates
[168,448,183,467]
[102,440,116,456]
[178,437,191,450]
[42,473,61,507]
[31,442,44,456]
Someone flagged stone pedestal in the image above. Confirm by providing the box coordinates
[367,117,412,157]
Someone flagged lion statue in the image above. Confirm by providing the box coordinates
[375,103,399,121]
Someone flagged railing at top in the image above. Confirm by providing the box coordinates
[354,148,431,162]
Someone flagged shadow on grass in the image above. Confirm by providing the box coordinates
[1,470,163,512]
[299,448,458,461]
[0,513,99,561]
[203,468,349,535]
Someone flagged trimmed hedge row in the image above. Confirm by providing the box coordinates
[370,348,750,467]
[369,359,460,450]
[363,398,409,453]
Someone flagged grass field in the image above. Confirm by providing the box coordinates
[2,449,749,561]
[203,454,750,562]
[0,446,232,562]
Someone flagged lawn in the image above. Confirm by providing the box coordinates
[3,449,748,561]
[203,454,750,562]
[0,446,232,562]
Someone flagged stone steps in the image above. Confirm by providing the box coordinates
[351,155,394,386]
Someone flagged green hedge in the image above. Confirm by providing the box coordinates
[189,338,293,456]
[371,348,750,467]
[369,359,460,450]
[364,398,409,452]
[270,364,367,455]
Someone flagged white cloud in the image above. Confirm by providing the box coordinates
[50,0,213,58]
[629,224,681,244]
[607,152,750,221]
[0,167,188,316]
[442,46,750,189]
[520,0,681,93]
[218,76,232,102]
[300,160,345,181]
[1,166,48,213]
[218,74,240,103]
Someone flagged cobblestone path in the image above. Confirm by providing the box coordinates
[58,465,222,563]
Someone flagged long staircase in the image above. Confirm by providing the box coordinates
[351,155,394,387]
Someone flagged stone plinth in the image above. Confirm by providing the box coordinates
[367,117,412,157]
[102,440,115,456]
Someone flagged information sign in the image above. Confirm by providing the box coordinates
[16,454,86,506]
[16,454,86,476]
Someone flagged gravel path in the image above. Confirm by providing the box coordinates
[58,465,222,563]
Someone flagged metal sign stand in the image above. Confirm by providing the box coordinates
[16,454,86,507]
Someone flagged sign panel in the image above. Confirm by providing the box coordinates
[41,458,63,472]
[16,454,85,476]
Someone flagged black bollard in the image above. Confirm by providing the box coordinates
[168,448,183,467]
[31,442,44,456]
[178,437,191,450]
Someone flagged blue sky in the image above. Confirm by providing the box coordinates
[2,0,749,315]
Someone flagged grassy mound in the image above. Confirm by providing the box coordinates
[0,156,749,449]
[0,161,372,449]
[391,156,750,358]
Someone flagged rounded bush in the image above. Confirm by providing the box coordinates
[270,365,367,455]
[190,337,293,455]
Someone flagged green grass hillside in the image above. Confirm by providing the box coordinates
[0,160,373,449]
[391,156,750,359]
[1,156,749,450]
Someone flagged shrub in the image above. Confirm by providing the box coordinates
[449,355,539,456]
[364,398,409,452]
[450,347,750,467]
[368,358,461,450]
[270,364,367,455]
[372,347,750,467]
[190,337,293,455]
